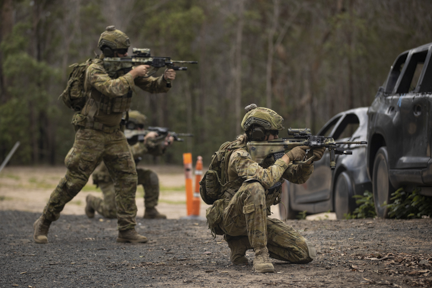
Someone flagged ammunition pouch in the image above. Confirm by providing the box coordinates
[99,91,132,114]
[71,113,120,133]
[205,199,225,237]
[200,170,223,205]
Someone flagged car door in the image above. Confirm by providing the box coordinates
[394,49,431,169]
[290,115,342,213]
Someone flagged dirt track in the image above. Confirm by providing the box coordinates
[1,166,432,287]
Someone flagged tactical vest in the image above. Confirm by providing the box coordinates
[86,59,132,115]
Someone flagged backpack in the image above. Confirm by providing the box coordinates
[199,140,244,204]
[59,59,93,111]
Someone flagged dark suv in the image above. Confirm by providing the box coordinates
[367,42,432,218]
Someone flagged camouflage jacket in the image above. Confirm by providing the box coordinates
[130,137,166,159]
[227,146,313,209]
[81,56,170,127]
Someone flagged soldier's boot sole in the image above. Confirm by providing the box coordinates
[33,217,50,244]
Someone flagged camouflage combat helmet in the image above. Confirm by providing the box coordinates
[98,25,130,52]
[128,110,147,126]
[241,104,285,131]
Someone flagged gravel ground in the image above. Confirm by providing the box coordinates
[1,210,431,287]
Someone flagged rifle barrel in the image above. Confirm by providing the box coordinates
[335,141,367,145]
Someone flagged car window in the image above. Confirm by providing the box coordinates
[332,114,360,141]
[385,52,408,94]
[397,50,427,94]
[419,50,432,93]
[318,116,341,137]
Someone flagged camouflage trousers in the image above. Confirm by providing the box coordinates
[220,181,313,263]
[89,168,160,218]
[42,128,138,231]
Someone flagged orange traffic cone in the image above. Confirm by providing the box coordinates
[183,153,193,216]
[191,156,202,216]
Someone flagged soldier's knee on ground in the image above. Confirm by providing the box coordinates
[295,240,316,264]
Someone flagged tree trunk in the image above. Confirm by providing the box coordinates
[266,0,279,109]
[234,0,244,135]
[0,0,13,104]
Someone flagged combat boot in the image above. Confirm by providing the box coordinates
[227,237,251,265]
[117,229,148,243]
[143,207,167,219]
[33,216,51,244]
[253,247,274,273]
[85,194,95,218]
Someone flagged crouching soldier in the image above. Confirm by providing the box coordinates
[203,104,325,273]
[86,110,172,220]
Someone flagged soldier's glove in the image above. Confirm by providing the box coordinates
[311,147,326,161]
[286,146,309,161]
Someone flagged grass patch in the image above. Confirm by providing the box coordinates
[160,185,185,192]
[80,185,101,192]
[70,200,82,206]
[159,199,186,205]
[1,174,20,180]
[0,196,13,201]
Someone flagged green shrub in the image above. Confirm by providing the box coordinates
[296,210,307,220]
[385,188,432,219]
[351,191,377,219]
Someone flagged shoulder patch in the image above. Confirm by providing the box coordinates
[235,149,251,158]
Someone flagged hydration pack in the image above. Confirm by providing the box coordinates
[59,59,93,111]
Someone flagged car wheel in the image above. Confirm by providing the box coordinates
[334,171,354,219]
[279,181,297,220]
[372,147,395,218]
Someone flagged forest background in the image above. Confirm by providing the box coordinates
[1,0,431,166]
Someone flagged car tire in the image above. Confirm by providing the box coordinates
[334,171,354,219]
[279,181,297,220]
[372,147,395,218]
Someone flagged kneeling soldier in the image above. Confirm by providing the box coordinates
[205,104,324,273]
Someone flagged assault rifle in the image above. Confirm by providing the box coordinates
[147,126,193,143]
[124,130,147,145]
[103,48,198,87]
[247,128,367,170]
[124,127,193,145]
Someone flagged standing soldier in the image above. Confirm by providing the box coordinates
[33,26,176,244]
[204,104,325,273]
[86,110,171,220]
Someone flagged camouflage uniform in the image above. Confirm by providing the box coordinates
[205,104,319,272]
[89,137,166,218]
[38,54,170,234]
[217,138,315,263]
